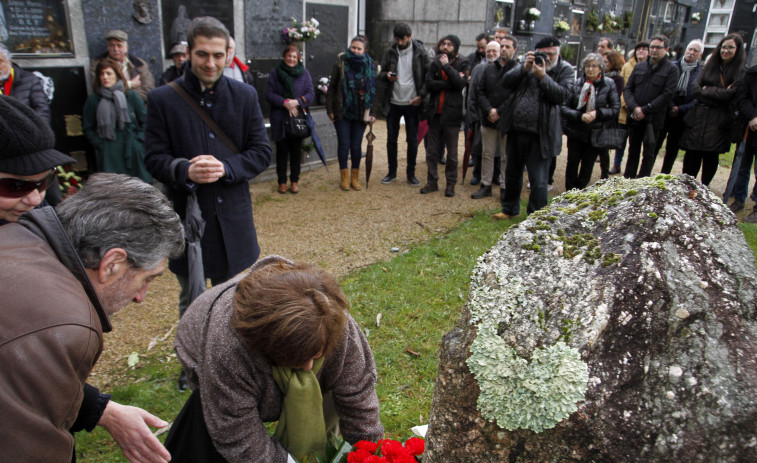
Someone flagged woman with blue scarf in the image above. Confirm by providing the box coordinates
[326,36,376,191]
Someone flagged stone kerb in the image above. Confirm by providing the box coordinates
[425,174,757,462]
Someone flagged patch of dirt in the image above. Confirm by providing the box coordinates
[89,121,733,389]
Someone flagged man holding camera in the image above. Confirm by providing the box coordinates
[494,36,573,219]
[379,23,430,186]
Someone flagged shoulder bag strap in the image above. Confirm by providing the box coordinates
[168,81,239,154]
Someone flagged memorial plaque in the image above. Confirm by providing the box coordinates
[0,0,73,56]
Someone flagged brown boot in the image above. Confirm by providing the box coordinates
[350,168,362,190]
[289,182,299,194]
[278,183,287,194]
[340,169,350,191]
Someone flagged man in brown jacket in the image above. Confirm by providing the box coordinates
[0,98,184,463]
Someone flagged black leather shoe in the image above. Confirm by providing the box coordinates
[445,184,455,197]
[407,176,420,186]
[178,370,188,392]
[470,176,481,185]
[420,183,438,194]
[471,184,492,199]
[381,174,396,184]
[439,155,446,165]
[468,157,474,167]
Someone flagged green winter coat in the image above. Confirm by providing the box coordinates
[82,90,151,182]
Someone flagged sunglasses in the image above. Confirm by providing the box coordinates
[0,170,57,198]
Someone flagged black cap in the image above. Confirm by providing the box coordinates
[442,34,461,53]
[535,36,561,49]
[634,41,650,51]
[0,95,75,175]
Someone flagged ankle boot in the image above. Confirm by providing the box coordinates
[350,168,362,190]
[471,184,492,199]
[340,169,350,191]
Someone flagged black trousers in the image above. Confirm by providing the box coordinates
[565,137,603,190]
[165,390,228,463]
[276,138,303,184]
[682,150,720,186]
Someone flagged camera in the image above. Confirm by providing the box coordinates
[533,51,548,66]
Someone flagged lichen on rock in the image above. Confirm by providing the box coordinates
[425,175,757,462]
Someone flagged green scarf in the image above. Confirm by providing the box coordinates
[272,357,326,461]
[277,61,305,99]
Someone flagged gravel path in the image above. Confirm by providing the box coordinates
[88,121,735,388]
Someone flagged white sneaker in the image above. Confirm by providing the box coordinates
[547,183,554,192]
[526,182,531,189]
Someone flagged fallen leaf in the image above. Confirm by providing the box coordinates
[376,313,383,327]
[406,348,421,357]
[381,267,388,272]
[127,352,139,368]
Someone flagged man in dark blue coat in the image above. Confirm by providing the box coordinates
[144,16,272,374]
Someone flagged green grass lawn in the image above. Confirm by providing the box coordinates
[76,207,757,461]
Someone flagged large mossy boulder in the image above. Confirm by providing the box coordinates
[425,175,757,462]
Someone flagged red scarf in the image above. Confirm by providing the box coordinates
[436,68,447,114]
[0,68,14,95]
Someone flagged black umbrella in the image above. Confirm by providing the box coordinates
[723,140,747,203]
[184,192,206,303]
[304,109,328,171]
[365,122,375,188]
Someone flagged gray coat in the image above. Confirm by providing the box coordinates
[501,58,575,159]
[175,256,383,463]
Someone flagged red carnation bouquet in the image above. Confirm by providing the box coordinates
[347,437,425,463]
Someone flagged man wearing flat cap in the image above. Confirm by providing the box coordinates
[420,34,469,198]
[90,29,155,102]
[494,35,574,219]
[0,94,183,462]
[159,41,188,86]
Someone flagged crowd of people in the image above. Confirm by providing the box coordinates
[2,14,757,463]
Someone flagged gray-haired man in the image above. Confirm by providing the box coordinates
[0,162,184,463]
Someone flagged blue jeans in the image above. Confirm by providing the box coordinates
[733,138,757,203]
[386,104,419,177]
[501,131,550,215]
[334,118,366,170]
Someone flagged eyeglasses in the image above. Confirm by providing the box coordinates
[649,45,665,50]
[585,64,600,69]
[721,45,737,50]
[0,170,57,198]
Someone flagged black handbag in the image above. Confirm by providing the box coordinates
[284,110,311,139]
[591,125,628,150]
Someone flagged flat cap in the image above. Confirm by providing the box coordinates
[105,29,128,42]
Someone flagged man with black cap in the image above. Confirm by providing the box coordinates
[493,35,573,219]
[90,29,155,102]
[420,34,469,197]
[0,95,183,462]
[159,41,188,86]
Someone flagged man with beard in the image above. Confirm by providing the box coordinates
[421,35,468,197]
[0,119,184,462]
[472,36,518,200]
[467,33,489,72]
[657,39,703,174]
[379,22,430,186]
[623,34,679,178]
[493,35,573,219]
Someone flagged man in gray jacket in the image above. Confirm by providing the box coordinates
[379,23,430,186]
[494,36,573,219]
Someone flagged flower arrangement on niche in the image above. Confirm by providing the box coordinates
[57,165,82,198]
[281,17,321,44]
[317,76,329,95]
[586,11,599,32]
[602,12,621,32]
[525,7,541,21]
[554,20,571,33]
[691,12,702,23]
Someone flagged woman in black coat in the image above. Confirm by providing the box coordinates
[265,45,315,194]
[680,33,746,187]
[561,53,621,190]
